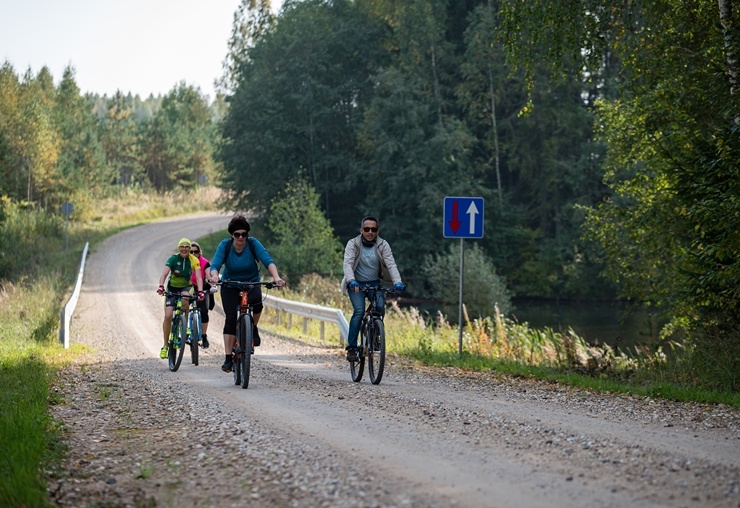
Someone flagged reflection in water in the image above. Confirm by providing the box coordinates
[509,300,660,349]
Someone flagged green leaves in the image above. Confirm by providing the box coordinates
[266,177,343,283]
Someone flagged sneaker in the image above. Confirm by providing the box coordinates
[202,335,209,349]
[346,348,358,362]
[221,360,233,372]
[253,325,261,347]
[159,347,167,359]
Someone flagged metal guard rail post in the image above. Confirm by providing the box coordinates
[263,294,348,344]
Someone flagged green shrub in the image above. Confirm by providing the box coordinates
[424,243,512,320]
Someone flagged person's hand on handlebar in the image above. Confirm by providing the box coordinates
[273,277,286,288]
[157,285,165,295]
[348,280,359,292]
[393,282,406,292]
[197,291,205,301]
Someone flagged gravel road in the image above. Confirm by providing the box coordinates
[48,213,739,508]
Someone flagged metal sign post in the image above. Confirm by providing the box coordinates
[458,238,464,355]
[443,197,484,355]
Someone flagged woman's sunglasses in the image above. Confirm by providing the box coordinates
[233,232,248,238]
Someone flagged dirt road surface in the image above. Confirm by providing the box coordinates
[48,213,739,507]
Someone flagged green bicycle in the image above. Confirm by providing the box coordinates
[163,291,201,371]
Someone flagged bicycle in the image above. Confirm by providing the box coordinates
[163,290,201,371]
[219,280,276,389]
[350,285,403,385]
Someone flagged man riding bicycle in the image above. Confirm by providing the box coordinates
[341,216,405,362]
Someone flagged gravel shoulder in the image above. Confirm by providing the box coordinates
[48,214,740,508]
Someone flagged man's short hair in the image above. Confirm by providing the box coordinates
[361,216,379,228]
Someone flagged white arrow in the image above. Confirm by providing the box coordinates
[466,201,479,234]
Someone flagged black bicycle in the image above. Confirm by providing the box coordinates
[219,280,276,389]
[350,286,403,385]
[163,291,201,371]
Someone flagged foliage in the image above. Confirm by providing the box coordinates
[139,83,218,190]
[423,242,511,319]
[219,0,389,230]
[266,177,343,284]
[0,197,64,280]
[217,0,274,95]
[262,274,738,400]
[496,0,740,385]
[0,350,63,507]
[0,62,222,209]
[217,0,616,301]
[0,189,222,506]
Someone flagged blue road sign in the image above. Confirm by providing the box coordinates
[443,197,484,238]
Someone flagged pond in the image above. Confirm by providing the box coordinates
[508,300,661,350]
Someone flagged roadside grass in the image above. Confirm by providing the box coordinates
[0,188,219,507]
[257,276,740,407]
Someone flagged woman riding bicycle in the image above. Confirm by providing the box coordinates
[341,216,405,362]
[157,238,204,359]
[189,241,212,350]
[208,215,286,373]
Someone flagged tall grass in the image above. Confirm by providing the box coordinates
[260,276,740,406]
[0,188,219,507]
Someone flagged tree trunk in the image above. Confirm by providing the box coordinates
[488,68,503,210]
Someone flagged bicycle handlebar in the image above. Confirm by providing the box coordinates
[216,279,279,290]
[358,286,404,295]
[161,290,207,304]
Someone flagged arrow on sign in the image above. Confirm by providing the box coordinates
[466,201,479,234]
[448,200,461,233]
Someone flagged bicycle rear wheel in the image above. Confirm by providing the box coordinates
[190,310,201,366]
[239,314,253,389]
[368,318,386,385]
[168,313,186,372]
[350,323,366,382]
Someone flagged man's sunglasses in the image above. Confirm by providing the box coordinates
[232,232,248,238]
[362,227,378,233]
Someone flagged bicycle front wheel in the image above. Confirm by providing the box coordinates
[168,313,186,372]
[232,342,241,385]
[239,314,253,389]
[190,310,201,366]
[368,318,386,385]
[350,322,366,382]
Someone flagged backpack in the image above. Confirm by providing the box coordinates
[224,237,260,270]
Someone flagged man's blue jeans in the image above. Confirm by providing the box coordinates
[347,281,384,349]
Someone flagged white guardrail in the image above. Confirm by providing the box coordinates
[263,294,349,345]
[60,242,89,348]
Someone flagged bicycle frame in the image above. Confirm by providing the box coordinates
[220,280,275,389]
[350,285,400,385]
[163,290,194,372]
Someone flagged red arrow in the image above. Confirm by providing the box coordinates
[448,200,461,233]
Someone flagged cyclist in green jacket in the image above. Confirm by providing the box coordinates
[157,238,204,359]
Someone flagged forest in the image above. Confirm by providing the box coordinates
[1,0,738,363]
